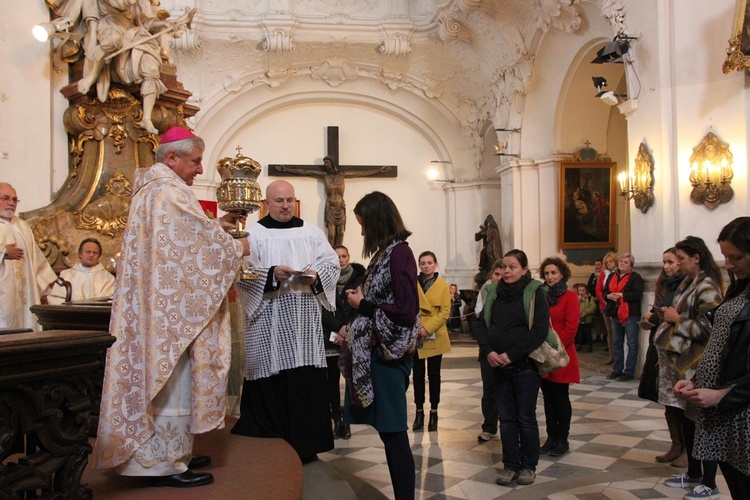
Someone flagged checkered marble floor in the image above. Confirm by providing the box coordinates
[319,345,729,499]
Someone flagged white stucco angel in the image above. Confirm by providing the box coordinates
[74,0,195,134]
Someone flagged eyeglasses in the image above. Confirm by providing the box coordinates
[0,196,19,204]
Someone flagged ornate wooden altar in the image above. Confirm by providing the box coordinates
[0,329,114,498]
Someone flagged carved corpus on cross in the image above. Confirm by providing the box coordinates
[268,126,398,246]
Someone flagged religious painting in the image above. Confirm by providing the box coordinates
[559,162,616,249]
[258,199,300,219]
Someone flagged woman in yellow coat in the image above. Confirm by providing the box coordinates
[413,251,452,432]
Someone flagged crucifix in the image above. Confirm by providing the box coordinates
[268,126,398,246]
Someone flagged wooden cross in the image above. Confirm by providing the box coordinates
[268,126,398,246]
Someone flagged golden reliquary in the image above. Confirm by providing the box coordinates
[216,146,263,280]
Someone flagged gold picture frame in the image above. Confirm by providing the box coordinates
[723,0,750,73]
[559,162,617,249]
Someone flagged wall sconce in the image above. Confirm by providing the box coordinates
[33,17,83,68]
[689,131,734,210]
[425,160,455,183]
[617,142,654,213]
[494,128,520,157]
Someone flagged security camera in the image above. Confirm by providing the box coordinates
[592,76,608,91]
[599,91,619,106]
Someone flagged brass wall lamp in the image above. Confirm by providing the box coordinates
[618,142,654,213]
[689,131,733,210]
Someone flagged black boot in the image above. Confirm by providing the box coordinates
[539,436,556,455]
[550,438,569,457]
[428,410,438,432]
[332,413,342,439]
[412,409,424,431]
[339,412,351,439]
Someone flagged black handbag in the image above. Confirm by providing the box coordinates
[604,300,619,318]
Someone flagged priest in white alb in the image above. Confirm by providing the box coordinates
[48,238,115,304]
[94,127,250,488]
[232,180,340,464]
[0,182,58,330]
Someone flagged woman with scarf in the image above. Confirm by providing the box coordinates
[322,245,366,440]
[603,253,644,381]
[341,191,419,500]
[638,248,688,467]
[596,252,619,365]
[412,251,451,432]
[472,249,549,487]
[675,217,750,499]
[657,236,723,499]
[538,257,580,458]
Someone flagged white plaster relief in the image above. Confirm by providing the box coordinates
[172,30,203,52]
[310,59,359,87]
[438,17,463,41]
[535,0,581,34]
[457,0,484,15]
[261,29,296,52]
[600,0,628,37]
[378,33,412,55]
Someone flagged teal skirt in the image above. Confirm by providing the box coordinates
[345,351,413,433]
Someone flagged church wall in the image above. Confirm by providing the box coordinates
[623,0,747,266]
[187,77,486,284]
[0,1,58,209]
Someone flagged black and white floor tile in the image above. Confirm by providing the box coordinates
[319,345,729,499]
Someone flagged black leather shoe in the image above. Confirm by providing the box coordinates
[187,455,211,469]
[147,470,214,488]
[427,411,438,431]
[332,416,342,439]
[340,422,351,439]
[412,410,424,431]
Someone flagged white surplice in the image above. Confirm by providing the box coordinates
[48,262,116,304]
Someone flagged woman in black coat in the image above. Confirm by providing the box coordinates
[321,245,365,439]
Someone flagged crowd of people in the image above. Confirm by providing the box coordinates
[3,127,749,499]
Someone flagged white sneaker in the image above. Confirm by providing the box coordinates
[665,473,702,488]
[684,485,719,499]
[477,431,497,442]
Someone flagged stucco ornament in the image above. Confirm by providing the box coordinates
[600,0,628,37]
[310,59,359,87]
[535,0,581,33]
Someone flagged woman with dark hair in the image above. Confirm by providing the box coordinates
[322,245,366,440]
[412,251,451,432]
[341,191,419,500]
[604,253,644,381]
[473,249,549,487]
[638,248,687,466]
[675,217,750,499]
[538,257,580,457]
[657,237,723,498]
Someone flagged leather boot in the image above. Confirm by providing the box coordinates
[412,409,424,431]
[656,409,684,463]
[332,414,342,439]
[671,451,688,468]
[427,410,438,431]
[339,412,351,439]
[539,437,556,455]
[550,438,569,457]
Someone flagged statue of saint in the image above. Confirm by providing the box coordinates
[273,157,390,246]
[75,0,194,134]
[474,214,502,285]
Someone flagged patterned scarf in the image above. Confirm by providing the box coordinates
[608,270,632,325]
[546,280,568,306]
[339,240,419,408]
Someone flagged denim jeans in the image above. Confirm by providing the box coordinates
[611,316,639,376]
[479,356,498,434]
[493,366,541,471]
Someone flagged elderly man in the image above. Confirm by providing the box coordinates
[48,238,116,304]
[232,180,340,464]
[0,182,57,330]
[94,127,250,488]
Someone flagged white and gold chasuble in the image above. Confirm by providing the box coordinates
[48,262,116,304]
[0,216,57,330]
[94,163,244,469]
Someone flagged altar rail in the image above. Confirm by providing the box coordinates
[0,329,114,499]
